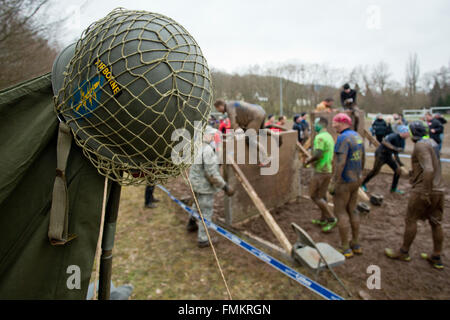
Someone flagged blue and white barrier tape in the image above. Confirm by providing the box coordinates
[157,185,343,301]
[366,152,450,163]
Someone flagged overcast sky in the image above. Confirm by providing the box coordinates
[52,0,450,83]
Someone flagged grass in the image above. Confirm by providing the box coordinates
[109,184,334,300]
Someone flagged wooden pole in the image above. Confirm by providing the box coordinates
[264,123,288,131]
[363,129,380,147]
[303,137,311,150]
[227,155,293,254]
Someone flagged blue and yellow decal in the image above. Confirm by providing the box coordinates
[70,75,104,118]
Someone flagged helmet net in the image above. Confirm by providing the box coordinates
[54,8,211,186]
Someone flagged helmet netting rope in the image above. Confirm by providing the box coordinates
[54,8,211,185]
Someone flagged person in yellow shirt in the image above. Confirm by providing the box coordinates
[315,98,335,113]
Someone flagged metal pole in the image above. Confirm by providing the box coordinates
[280,77,283,116]
[98,180,122,300]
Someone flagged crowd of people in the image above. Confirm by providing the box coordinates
[143,85,447,270]
[370,111,446,151]
[306,114,445,268]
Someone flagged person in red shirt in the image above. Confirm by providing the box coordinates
[271,115,286,132]
[218,116,231,134]
[264,114,275,128]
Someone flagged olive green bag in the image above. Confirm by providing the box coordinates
[0,74,111,299]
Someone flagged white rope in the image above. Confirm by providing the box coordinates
[183,170,233,300]
[92,176,109,300]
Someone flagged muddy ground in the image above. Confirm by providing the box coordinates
[165,168,450,300]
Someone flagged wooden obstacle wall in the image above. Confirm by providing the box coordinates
[222,130,301,226]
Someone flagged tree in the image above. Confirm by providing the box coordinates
[405,53,420,97]
[0,0,62,89]
[371,61,391,95]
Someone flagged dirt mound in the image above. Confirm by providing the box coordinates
[167,170,450,299]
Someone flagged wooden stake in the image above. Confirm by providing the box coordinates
[363,128,380,147]
[227,155,293,254]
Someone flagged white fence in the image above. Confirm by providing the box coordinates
[402,106,450,119]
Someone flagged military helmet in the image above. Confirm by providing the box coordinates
[52,8,212,185]
[409,121,427,142]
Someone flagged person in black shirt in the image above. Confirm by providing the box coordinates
[361,126,410,194]
[340,83,359,131]
[371,114,388,143]
[340,83,357,108]
[293,113,309,144]
[293,114,303,143]
[425,112,444,150]
[431,113,446,151]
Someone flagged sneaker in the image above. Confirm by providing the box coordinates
[351,243,363,255]
[385,248,411,262]
[311,219,327,226]
[361,184,368,192]
[186,217,198,232]
[339,248,354,259]
[197,237,218,248]
[421,253,444,270]
[152,198,161,203]
[321,219,337,233]
[144,203,157,209]
[390,188,405,195]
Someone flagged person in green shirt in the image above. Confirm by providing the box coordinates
[305,117,337,232]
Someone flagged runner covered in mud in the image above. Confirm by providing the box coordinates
[214,99,271,167]
[305,117,337,232]
[329,113,365,259]
[385,121,446,270]
[361,125,410,194]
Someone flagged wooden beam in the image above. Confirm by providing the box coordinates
[363,128,380,147]
[227,155,293,254]
[296,141,311,159]
[215,218,295,264]
[303,137,311,150]
[264,123,288,131]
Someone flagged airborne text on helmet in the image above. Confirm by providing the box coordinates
[94,58,122,96]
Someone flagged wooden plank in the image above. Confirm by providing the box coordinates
[296,141,311,158]
[215,218,295,264]
[227,155,293,254]
[363,129,380,147]
[241,231,291,259]
[265,123,288,131]
[303,137,311,150]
